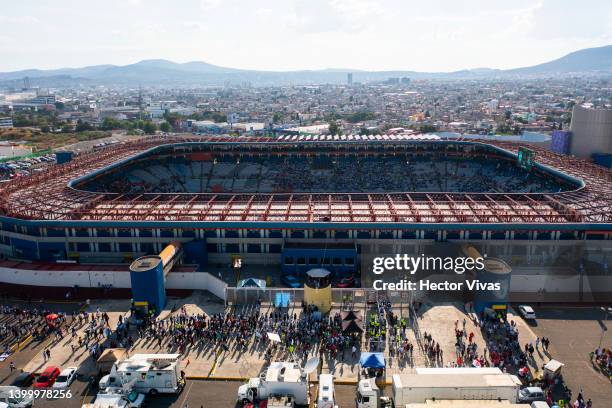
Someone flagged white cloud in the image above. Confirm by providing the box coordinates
[0,15,39,24]
[200,0,222,11]
[0,0,610,72]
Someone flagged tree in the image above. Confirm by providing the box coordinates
[75,120,93,132]
[54,101,65,110]
[142,121,157,134]
[164,112,183,129]
[419,124,437,133]
[159,122,171,133]
[101,117,123,130]
[345,111,377,123]
[328,120,341,135]
[272,112,283,123]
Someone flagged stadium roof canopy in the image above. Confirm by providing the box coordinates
[0,135,610,228]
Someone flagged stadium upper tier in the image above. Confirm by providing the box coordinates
[74,147,576,195]
[0,135,611,225]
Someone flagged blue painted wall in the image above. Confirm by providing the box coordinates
[281,247,357,277]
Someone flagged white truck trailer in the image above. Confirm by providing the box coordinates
[356,370,522,408]
[99,354,185,395]
[317,373,338,408]
[237,359,318,406]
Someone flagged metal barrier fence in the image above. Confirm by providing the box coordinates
[224,287,423,307]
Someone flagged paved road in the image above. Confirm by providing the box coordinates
[13,379,358,408]
[528,306,612,406]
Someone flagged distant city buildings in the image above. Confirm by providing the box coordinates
[29,93,55,106]
[1,75,610,169]
[0,116,13,128]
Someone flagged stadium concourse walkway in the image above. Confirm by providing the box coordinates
[20,292,548,384]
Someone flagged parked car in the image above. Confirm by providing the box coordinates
[33,366,61,388]
[518,387,546,403]
[52,367,78,389]
[10,372,35,387]
[336,275,356,288]
[0,386,34,408]
[280,274,301,288]
[518,305,536,320]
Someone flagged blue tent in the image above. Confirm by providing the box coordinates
[359,352,385,368]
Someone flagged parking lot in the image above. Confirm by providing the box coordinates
[527,306,611,405]
[5,378,362,408]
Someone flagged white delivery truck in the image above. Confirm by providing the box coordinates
[237,358,318,406]
[356,370,522,408]
[99,354,185,395]
[356,378,392,408]
[317,374,338,408]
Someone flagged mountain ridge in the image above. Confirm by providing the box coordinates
[1,45,610,86]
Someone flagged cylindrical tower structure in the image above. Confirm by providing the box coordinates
[128,242,181,316]
[473,257,512,316]
[129,255,166,316]
[569,105,612,158]
[304,268,332,314]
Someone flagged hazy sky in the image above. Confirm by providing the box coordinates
[1,0,611,72]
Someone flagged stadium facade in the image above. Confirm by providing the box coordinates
[0,135,610,300]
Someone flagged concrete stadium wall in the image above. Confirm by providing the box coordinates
[0,265,608,303]
[165,271,227,300]
[0,266,227,301]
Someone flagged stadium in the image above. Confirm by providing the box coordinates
[0,134,610,306]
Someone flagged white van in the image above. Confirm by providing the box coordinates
[317,374,337,408]
[0,386,34,408]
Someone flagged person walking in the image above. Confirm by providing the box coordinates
[9,361,15,372]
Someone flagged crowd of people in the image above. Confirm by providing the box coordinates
[84,152,570,195]
[590,346,611,379]
[0,305,69,353]
[114,304,364,365]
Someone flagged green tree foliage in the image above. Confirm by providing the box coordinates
[419,124,437,133]
[344,111,377,123]
[101,117,124,130]
[159,122,172,132]
[75,120,93,132]
[272,112,283,123]
[142,121,157,134]
[328,120,341,135]
[189,111,227,123]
